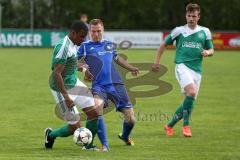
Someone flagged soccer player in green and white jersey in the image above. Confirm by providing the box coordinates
[45,21,99,150]
[152,3,214,137]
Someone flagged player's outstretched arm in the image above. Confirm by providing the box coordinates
[115,55,139,76]
[152,41,167,72]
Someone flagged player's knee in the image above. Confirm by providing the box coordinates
[185,87,197,97]
[184,84,197,97]
[95,104,104,116]
[124,112,136,125]
[186,90,196,97]
[94,96,105,115]
[83,106,99,120]
[125,117,136,125]
[64,113,80,123]
[122,108,136,124]
[128,116,136,125]
[69,122,80,134]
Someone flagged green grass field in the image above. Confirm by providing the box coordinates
[0,48,239,160]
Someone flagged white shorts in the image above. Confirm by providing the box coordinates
[51,79,95,124]
[175,63,202,97]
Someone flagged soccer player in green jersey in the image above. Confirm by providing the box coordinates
[152,3,214,137]
[45,21,99,150]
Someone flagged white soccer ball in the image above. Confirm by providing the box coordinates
[73,127,92,146]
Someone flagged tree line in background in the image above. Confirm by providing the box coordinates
[1,0,240,30]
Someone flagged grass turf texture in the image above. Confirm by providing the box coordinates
[0,48,239,160]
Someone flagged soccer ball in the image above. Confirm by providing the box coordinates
[73,127,92,146]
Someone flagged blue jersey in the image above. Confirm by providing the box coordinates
[77,40,123,87]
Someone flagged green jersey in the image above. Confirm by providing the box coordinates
[49,36,78,91]
[165,25,214,73]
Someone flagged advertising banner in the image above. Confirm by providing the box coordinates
[212,33,240,49]
[1,30,239,49]
[0,30,163,48]
[104,31,163,49]
[0,30,67,47]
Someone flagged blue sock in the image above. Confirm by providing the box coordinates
[97,116,109,148]
[122,121,134,140]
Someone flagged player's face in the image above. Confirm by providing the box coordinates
[186,11,200,29]
[73,30,87,45]
[90,24,103,42]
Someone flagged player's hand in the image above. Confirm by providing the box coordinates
[78,63,89,71]
[131,67,139,76]
[84,70,94,82]
[64,96,74,109]
[201,49,210,57]
[152,63,160,72]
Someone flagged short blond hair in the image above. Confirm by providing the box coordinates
[186,3,200,14]
[89,19,104,27]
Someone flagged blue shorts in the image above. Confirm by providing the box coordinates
[92,84,133,112]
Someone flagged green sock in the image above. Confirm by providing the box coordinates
[183,96,195,126]
[85,119,98,148]
[49,124,71,139]
[168,104,183,127]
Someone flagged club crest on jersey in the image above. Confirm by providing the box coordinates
[198,33,204,39]
[104,43,115,51]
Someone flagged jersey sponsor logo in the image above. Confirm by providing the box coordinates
[182,41,201,49]
[97,51,112,55]
[90,47,95,50]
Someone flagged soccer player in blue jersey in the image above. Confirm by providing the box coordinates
[77,19,139,150]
